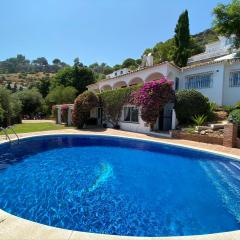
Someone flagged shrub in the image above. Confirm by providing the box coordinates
[0,87,22,126]
[192,115,207,126]
[235,101,240,109]
[10,94,22,124]
[229,109,240,138]
[223,105,235,114]
[209,102,219,112]
[0,104,4,123]
[175,90,211,124]
[99,86,140,128]
[131,78,175,128]
[46,86,77,107]
[207,102,218,122]
[228,109,240,125]
[16,88,44,117]
[73,91,99,129]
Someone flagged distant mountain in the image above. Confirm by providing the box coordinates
[0,72,55,90]
[0,55,68,75]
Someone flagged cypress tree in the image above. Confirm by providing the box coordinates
[174,10,190,67]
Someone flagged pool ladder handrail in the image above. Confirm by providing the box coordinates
[0,127,11,142]
[7,126,20,143]
[0,126,19,144]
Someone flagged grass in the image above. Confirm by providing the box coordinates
[1,122,70,135]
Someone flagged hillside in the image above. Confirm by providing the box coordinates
[0,72,55,89]
[192,29,219,50]
[143,29,219,64]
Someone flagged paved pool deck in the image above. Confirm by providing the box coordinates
[0,128,240,240]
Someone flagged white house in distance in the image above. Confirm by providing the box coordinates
[87,36,240,134]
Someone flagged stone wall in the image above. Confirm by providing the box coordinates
[171,131,223,145]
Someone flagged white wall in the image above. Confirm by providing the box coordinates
[223,63,240,106]
[119,105,150,133]
[106,68,129,79]
[89,63,180,92]
[181,63,225,105]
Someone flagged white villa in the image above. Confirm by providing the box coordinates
[85,36,240,134]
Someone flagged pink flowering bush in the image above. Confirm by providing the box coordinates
[73,91,99,129]
[130,78,175,128]
[61,104,69,111]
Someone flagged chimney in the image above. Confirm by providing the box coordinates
[146,54,154,67]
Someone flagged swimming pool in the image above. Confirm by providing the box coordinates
[0,135,239,237]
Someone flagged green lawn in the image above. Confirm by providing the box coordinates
[1,122,70,135]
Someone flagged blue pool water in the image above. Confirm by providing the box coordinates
[0,135,239,237]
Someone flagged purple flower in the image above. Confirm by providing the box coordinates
[130,78,175,125]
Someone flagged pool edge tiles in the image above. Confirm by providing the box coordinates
[0,211,240,240]
[0,132,240,240]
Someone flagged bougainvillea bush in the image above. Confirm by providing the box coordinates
[72,91,99,129]
[130,78,175,128]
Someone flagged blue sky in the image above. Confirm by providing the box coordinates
[0,0,229,66]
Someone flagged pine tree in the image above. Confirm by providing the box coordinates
[174,10,191,67]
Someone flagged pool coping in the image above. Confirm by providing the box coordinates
[0,130,240,240]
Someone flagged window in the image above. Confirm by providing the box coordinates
[229,71,240,88]
[123,107,139,123]
[185,72,213,89]
[175,77,179,91]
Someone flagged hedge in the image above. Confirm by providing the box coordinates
[98,86,140,128]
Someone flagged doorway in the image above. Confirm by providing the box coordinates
[158,104,173,131]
